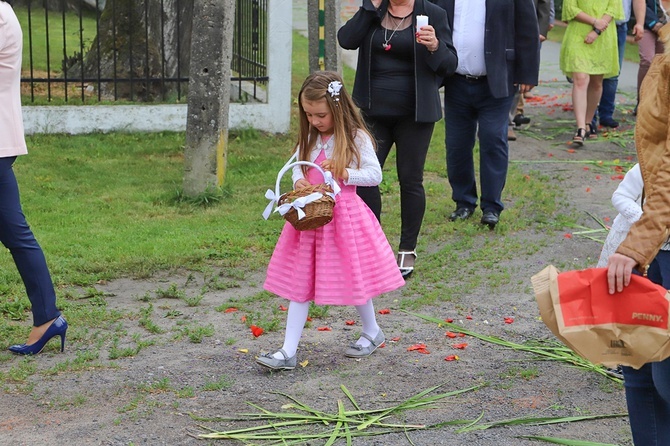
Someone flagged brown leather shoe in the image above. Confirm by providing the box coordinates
[507,127,517,141]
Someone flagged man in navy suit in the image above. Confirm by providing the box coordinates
[432,0,540,229]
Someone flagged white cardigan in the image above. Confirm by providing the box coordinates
[0,1,28,157]
[291,129,382,187]
[597,164,670,267]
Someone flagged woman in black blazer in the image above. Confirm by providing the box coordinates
[338,0,457,278]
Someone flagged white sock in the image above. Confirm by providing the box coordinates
[355,300,380,348]
[273,301,310,359]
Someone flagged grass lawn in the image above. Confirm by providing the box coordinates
[0,30,570,346]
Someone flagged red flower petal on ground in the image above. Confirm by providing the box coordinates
[452,343,468,349]
[586,187,591,192]
[279,305,288,311]
[317,326,332,331]
[390,336,401,342]
[548,153,554,157]
[582,166,589,170]
[446,332,457,338]
[445,355,459,361]
[595,175,601,180]
[457,333,466,337]
[416,348,430,354]
[445,318,454,323]
[504,317,514,324]
[614,165,624,172]
[466,315,473,320]
[564,233,573,238]
[224,307,238,313]
[250,325,264,337]
[567,149,576,153]
[407,343,427,351]
[524,175,530,181]
[306,316,313,321]
[240,315,247,322]
[345,320,356,325]
[378,308,391,314]
[604,217,610,221]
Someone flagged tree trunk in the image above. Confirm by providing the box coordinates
[68,0,193,101]
[183,0,234,196]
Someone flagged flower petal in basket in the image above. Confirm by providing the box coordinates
[532,265,670,369]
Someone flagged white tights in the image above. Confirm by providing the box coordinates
[272,299,380,359]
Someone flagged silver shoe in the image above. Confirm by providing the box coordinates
[397,251,416,279]
[256,348,297,370]
[344,329,385,358]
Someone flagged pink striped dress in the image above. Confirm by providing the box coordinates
[264,149,405,305]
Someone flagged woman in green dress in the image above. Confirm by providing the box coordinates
[560,0,623,146]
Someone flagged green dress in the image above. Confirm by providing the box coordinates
[559,0,624,78]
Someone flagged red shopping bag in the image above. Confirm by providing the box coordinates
[531,265,670,368]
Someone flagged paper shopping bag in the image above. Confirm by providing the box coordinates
[531,265,670,369]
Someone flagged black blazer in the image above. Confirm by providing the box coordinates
[432,0,540,99]
[338,0,458,123]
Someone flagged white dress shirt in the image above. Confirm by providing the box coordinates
[453,0,487,77]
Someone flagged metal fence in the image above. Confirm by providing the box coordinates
[17,0,268,104]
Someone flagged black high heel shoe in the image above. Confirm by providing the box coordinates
[8,316,68,355]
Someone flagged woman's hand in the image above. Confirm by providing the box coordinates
[415,25,439,52]
[584,30,599,44]
[607,253,638,294]
[294,179,311,190]
[593,18,608,31]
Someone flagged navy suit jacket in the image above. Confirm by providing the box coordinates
[431,0,540,98]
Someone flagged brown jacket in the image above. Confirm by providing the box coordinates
[616,24,670,272]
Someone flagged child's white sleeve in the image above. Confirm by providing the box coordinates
[344,130,382,186]
[612,163,643,225]
[290,148,305,187]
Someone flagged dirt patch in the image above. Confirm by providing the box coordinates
[0,81,637,446]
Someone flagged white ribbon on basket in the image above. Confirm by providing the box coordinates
[262,158,341,221]
[275,191,325,220]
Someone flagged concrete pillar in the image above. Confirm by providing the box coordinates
[183,0,235,196]
[307,0,341,73]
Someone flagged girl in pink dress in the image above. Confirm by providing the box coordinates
[258,71,405,370]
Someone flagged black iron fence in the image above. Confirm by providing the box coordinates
[16,0,268,104]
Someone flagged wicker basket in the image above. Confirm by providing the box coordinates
[267,161,337,231]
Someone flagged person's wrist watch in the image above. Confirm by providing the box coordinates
[593,26,602,35]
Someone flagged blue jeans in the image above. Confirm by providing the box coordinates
[0,156,60,326]
[444,75,515,213]
[622,250,670,445]
[595,23,627,123]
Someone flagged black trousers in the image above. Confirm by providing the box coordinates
[357,115,434,251]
